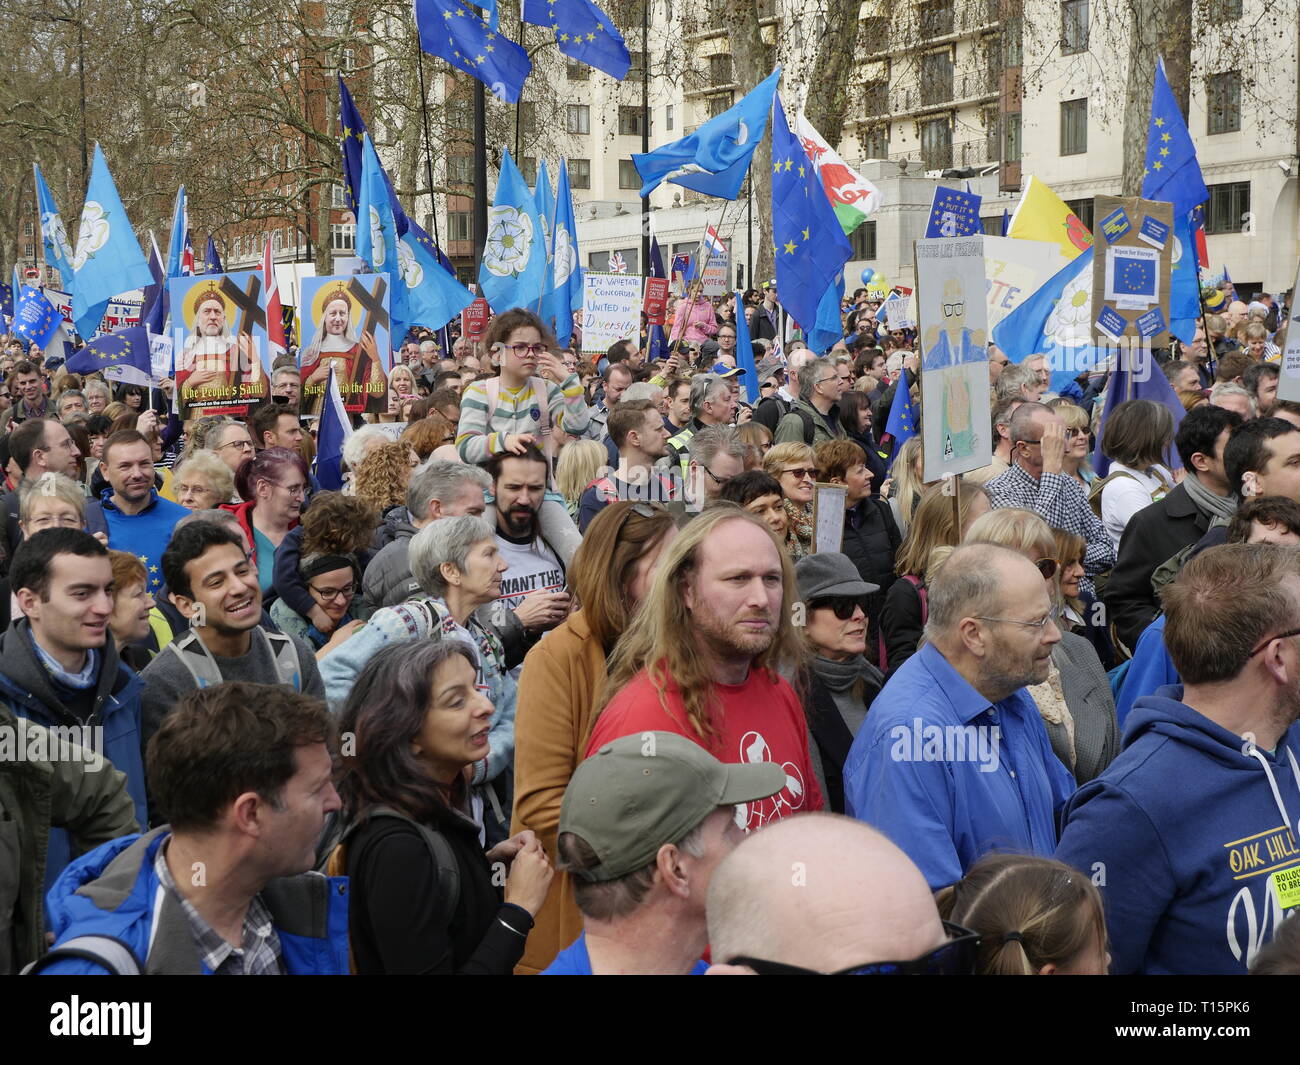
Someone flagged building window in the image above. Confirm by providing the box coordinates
[983,106,1000,162]
[863,79,889,115]
[1003,15,1023,67]
[666,104,674,130]
[1206,181,1250,234]
[618,106,645,136]
[706,92,733,118]
[920,116,952,170]
[331,184,348,209]
[861,15,888,47]
[339,48,355,74]
[981,215,1003,235]
[1209,0,1242,18]
[920,50,953,106]
[1060,0,1088,55]
[566,104,590,134]
[918,0,954,38]
[628,51,647,81]
[330,223,355,252]
[446,98,472,131]
[448,211,473,241]
[569,158,592,189]
[709,53,732,85]
[447,156,474,185]
[861,124,889,158]
[1005,112,1022,161]
[850,220,877,260]
[567,60,589,81]
[23,221,33,237]
[619,159,640,189]
[1060,98,1087,156]
[1064,197,1095,233]
[520,101,537,133]
[23,243,34,260]
[233,236,243,259]
[1207,72,1241,135]
[520,156,537,186]
[273,230,283,255]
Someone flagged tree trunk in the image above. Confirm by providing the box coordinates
[729,1,772,282]
[1121,0,1193,196]
[803,0,862,146]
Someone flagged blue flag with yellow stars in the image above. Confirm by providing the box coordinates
[924,185,982,238]
[67,325,152,385]
[521,0,630,80]
[414,0,532,104]
[12,285,60,349]
[883,369,917,448]
[339,75,409,235]
[770,91,851,352]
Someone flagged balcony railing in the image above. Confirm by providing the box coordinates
[890,138,993,172]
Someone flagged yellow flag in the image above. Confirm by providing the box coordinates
[1008,175,1094,265]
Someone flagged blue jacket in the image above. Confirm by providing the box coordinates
[100,489,190,594]
[1056,688,1300,975]
[843,641,1076,889]
[40,827,349,974]
[1115,614,1178,728]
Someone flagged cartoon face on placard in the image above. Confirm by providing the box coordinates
[168,272,270,418]
[299,274,391,416]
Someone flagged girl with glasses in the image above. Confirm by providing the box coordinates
[762,441,818,560]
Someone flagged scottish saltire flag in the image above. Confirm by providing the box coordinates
[770,91,851,354]
[70,145,152,340]
[357,133,407,342]
[634,67,780,200]
[883,368,917,447]
[338,75,409,235]
[165,187,188,278]
[67,325,152,386]
[315,364,353,491]
[546,159,583,345]
[12,286,60,348]
[924,186,982,238]
[1142,57,1209,344]
[401,218,476,331]
[608,250,628,273]
[522,0,630,80]
[33,163,74,284]
[414,0,532,104]
[139,234,167,335]
[794,111,881,235]
[204,236,224,275]
[733,290,759,405]
[479,149,547,312]
[1094,347,1185,477]
[646,234,668,363]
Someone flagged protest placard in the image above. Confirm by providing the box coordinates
[581,272,643,353]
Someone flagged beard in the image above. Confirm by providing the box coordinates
[690,594,776,662]
[499,502,538,539]
[976,637,1052,701]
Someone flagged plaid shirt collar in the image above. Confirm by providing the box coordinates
[154,837,283,975]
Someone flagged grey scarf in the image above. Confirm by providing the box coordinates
[1181,471,1237,529]
[815,654,884,738]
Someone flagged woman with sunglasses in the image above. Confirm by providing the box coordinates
[794,553,886,813]
[511,501,678,973]
[1047,399,1096,491]
[965,508,1119,783]
[763,441,818,559]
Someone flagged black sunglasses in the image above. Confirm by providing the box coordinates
[811,596,866,620]
[729,922,981,975]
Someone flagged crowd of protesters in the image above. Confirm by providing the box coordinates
[2,277,1300,977]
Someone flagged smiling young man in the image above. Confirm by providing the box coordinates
[140,521,324,754]
[100,430,189,594]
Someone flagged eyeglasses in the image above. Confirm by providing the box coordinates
[1034,557,1059,579]
[781,466,818,482]
[973,614,1057,633]
[816,377,837,389]
[702,466,734,488]
[309,581,355,603]
[1065,428,1090,439]
[812,597,865,621]
[274,482,308,499]
[728,922,981,976]
[1249,626,1300,656]
[508,342,548,356]
[217,438,254,452]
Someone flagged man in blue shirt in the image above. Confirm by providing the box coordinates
[844,543,1076,889]
[99,430,189,594]
[543,731,783,975]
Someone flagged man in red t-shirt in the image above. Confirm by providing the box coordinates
[586,506,823,829]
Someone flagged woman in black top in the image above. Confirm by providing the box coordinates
[337,640,553,974]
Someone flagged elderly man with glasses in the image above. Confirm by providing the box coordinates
[985,402,1115,597]
[843,543,1077,890]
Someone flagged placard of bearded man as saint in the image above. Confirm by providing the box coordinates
[921,277,987,462]
[300,285,387,415]
[181,287,259,393]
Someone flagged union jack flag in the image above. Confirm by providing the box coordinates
[608,250,628,273]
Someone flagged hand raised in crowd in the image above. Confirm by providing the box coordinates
[535,350,569,384]
[486,829,540,866]
[513,589,571,632]
[136,409,159,436]
[735,404,753,425]
[502,836,554,917]
[1039,418,1066,476]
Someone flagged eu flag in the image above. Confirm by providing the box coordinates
[770,91,851,353]
[338,75,409,234]
[67,325,153,386]
[12,286,60,348]
[883,370,917,448]
[1116,253,1156,299]
[1,277,12,322]
[521,0,630,80]
[924,185,982,238]
[203,236,224,275]
[414,0,532,104]
[634,68,779,201]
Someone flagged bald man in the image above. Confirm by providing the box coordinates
[842,543,1077,889]
[705,814,971,974]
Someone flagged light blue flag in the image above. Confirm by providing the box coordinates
[8,266,20,324]
[807,274,846,357]
[633,68,779,201]
[356,133,407,342]
[71,144,152,340]
[165,187,188,278]
[547,159,584,345]
[33,163,74,284]
[479,148,547,313]
[400,218,475,331]
[535,161,556,254]
[733,290,758,405]
[993,247,1095,364]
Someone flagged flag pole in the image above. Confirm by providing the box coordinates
[414,45,445,255]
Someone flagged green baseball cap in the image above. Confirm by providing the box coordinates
[560,732,787,882]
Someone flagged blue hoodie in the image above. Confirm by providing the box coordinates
[1056,686,1300,974]
[40,827,349,974]
[99,488,189,594]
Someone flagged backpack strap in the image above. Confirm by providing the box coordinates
[1088,469,1139,518]
[261,630,303,691]
[23,935,142,975]
[796,407,816,446]
[903,574,928,626]
[164,629,224,689]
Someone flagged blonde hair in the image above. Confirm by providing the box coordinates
[555,439,609,511]
[353,441,415,511]
[894,481,990,578]
[762,441,816,481]
[172,449,236,503]
[19,472,86,522]
[888,436,926,524]
[598,506,803,743]
[964,507,1055,559]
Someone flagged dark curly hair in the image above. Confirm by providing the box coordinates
[300,490,378,556]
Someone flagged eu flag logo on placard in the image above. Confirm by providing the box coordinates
[1118,256,1155,297]
[925,186,981,238]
